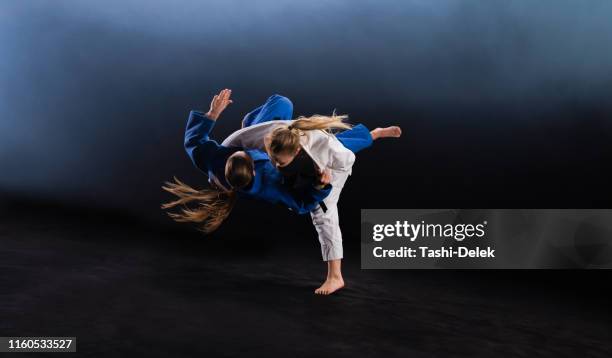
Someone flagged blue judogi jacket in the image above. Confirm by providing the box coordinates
[184,110,331,214]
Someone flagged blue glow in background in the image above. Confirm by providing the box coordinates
[1,1,611,217]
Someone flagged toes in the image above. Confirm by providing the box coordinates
[316,281,337,295]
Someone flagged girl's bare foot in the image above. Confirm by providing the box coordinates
[315,259,344,295]
[371,126,402,140]
[315,276,345,295]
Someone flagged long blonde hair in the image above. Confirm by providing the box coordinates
[161,177,236,233]
[265,113,351,156]
[162,152,254,233]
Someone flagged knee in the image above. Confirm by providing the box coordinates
[268,93,290,102]
[268,94,293,113]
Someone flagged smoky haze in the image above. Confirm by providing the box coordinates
[1,0,612,219]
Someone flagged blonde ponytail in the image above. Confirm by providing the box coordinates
[161,177,236,233]
[266,113,351,155]
[289,113,351,132]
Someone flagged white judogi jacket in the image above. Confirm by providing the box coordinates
[222,120,354,261]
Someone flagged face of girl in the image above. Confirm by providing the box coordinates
[271,147,300,168]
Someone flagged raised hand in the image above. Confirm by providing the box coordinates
[206,88,233,121]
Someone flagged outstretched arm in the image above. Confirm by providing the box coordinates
[184,89,233,172]
[204,88,233,121]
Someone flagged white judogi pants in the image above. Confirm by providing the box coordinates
[310,170,350,261]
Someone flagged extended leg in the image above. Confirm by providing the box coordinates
[336,124,373,153]
[310,171,349,295]
[242,94,294,128]
[336,123,402,154]
[241,105,263,128]
[311,204,345,295]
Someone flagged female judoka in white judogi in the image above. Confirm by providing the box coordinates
[222,94,401,295]
[164,89,401,295]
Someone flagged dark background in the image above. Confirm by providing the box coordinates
[2,0,611,216]
[1,1,611,356]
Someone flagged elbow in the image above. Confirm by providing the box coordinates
[184,140,199,162]
[184,140,193,155]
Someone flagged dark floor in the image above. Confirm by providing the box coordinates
[1,198,611,358]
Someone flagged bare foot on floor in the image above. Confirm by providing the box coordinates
[314,277,345,295]
[371,126,402,140]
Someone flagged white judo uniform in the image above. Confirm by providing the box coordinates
[222,120,354,261]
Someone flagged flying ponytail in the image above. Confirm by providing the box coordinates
[266,113,351,155]
[288,113,351,132]
[161,177,236,233]
[162,152,254,233]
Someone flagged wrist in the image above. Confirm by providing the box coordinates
[205,111,219,121]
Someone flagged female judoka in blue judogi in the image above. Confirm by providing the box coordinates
[163,89,401,295]
[162,90,333,233]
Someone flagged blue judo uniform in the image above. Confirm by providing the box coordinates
[184,94,372,216]
[184,113,330,214]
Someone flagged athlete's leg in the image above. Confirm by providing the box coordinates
[241,105,264,128]
[336,123,402,154]
[242,94,294,128]
[336,124,373,153]
[311,203,343,262]
[310,124,401,295]
[312,205,345,296]
[311,170,349,295]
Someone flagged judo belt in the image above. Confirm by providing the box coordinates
[319,201,328,212]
